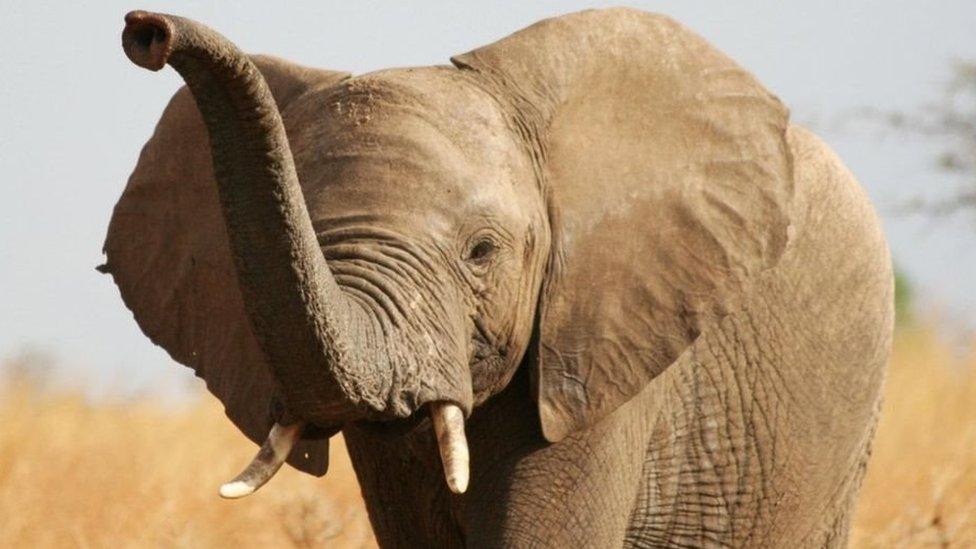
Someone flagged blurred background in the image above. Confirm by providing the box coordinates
[1,1,974,547]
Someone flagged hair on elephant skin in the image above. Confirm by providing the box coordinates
[103,7,893,547]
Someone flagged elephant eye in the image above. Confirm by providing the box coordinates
[466,238,498,266]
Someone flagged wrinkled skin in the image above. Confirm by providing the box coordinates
[104,8,893,548]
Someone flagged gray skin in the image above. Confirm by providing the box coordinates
[104,8,893,548]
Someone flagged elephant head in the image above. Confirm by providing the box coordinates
[104,9,792,496]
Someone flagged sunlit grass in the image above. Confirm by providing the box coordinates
[0,323,973,547]
[0,378,375,548]
[851,325,976,547]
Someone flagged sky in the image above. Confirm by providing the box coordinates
[1,1,975,398]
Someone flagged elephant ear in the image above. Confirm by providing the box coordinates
[453,9,794,441]
[102,55,349,475]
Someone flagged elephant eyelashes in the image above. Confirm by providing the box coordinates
[466,238,498,266]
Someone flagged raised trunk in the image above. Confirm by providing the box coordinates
[121,11,380,422]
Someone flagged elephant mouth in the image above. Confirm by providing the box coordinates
[471,316,500,354]
[351,404,431,435]
[341,327,502,439]
[468,318,513,404]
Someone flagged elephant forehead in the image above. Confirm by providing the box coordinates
[289,69,533,236]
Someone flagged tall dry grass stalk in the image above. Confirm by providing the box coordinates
[851,326,976,548]
[0,324,973,547]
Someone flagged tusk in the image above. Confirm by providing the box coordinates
[219,422,304,499]
[429,402,469,494]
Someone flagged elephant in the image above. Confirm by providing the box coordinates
[102,7,893,548]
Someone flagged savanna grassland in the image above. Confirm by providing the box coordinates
[1,323,973,548]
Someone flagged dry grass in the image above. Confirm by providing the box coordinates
[0,381,375,548]
[851,326,976,548]
[1,325,973,547]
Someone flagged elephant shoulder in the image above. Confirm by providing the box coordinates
[784,125,891,279]
[777,125,894,346]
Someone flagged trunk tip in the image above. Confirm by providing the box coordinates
[122,10,174,71]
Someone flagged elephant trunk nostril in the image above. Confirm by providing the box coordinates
[121,11,174,71]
